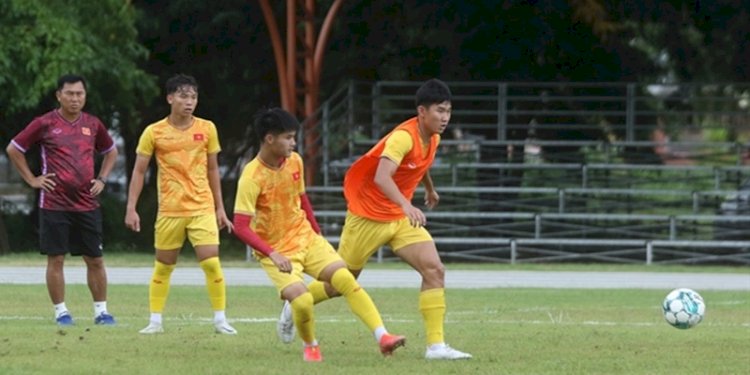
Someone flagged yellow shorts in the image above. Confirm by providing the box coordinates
[338,211,433,270]
[259,234,342,296]
[154,214,219,250]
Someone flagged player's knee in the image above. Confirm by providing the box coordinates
[199,256,222,274]
[83,256,104,269]
[421,262,445,283]
[330,268,360,295]
[290,292,314,311]
[154,261,176,278]
[324,282,341,298]
[47,255,65,268]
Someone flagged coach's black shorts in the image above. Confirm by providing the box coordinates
[39,208,103,257]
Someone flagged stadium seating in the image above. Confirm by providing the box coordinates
[300,81,750,264]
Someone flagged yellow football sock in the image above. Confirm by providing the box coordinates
[291,292,315,344]
[330,268,384,332]
[199,257,226,311]
[419,288,446,345]
[149,261,175,313]
[307,280,331,304]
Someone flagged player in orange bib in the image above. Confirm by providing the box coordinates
[297,79,472,360]
[233,108,405,362]
[125,74,236,335]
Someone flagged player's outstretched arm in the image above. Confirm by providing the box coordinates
[6,144,57,192]
[233,213,291,273]
[90,146,118,196]
[125,154,150,232]
[207,153,233,233]
[421,171,439,209]
[374,157,426,227]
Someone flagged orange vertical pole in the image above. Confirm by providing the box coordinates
[286,0,297,114]
[260,0,345,185]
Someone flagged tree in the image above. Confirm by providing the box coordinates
[135,0,280,178]
[0,0,158,253]
[609,0,750,82]
[0,0,158,134]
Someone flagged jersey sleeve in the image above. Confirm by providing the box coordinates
[93,119,115,154]
[135,126,155,156]
[11,117,45,153]
[381,130,413,165]
[234,166,260,216]
[294,153,305,195]
[207,121,221,154]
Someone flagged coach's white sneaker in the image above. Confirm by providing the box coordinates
[425,344,473,360]
[139,322,164,334]
[277,300,295,343]
[214,320,237,335]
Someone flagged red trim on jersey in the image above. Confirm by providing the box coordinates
[300,193,321,234]
[233,213,275,256]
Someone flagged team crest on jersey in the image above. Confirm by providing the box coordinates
[292,171,300,181]
[81,127,91,136]
[193,133,204,141]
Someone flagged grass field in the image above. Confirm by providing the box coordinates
[2,251,750,273]
[0,281,748,374]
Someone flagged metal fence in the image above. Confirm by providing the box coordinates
[301,81,750,186]
[294,81,750,264]
[319,236,750,265]
[326,161,750,190]
[307,186,745,216]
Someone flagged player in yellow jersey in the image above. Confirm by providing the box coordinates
[233,108,405,362]
[294,79,472,359]
[125,74,236,335]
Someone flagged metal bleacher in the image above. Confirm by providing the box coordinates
[298,81,750,264]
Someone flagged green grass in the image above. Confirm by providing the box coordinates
[0,284,748,374]
[2,251,750,274]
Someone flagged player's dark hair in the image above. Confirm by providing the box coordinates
[253,108,300,140]
[165,74,199,95]
[415,78,451,108]
[57,74,87,91]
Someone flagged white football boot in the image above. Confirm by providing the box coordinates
[276,300,295,343]
[425,344,473,360]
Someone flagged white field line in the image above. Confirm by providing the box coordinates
[2,314,748,328]
[2,267,749,290]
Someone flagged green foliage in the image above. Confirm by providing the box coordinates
[0,0,157,125]
[0,284,747,374]
[135,0,276,170]
[327,1,631,84]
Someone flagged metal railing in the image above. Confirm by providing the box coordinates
[306,186,746,216]
[292,81,750,263]
[323,162,750,190]
[320,236,750,265]
[313,209,750,242]
[300,81,750,187]
[347,139,750,165]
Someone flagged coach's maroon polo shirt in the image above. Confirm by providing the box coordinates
[11,109,115,211]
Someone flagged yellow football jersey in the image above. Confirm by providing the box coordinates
[136,117,220,216]
[234,152,316,256]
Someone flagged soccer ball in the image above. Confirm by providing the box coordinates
[662,288,705,329]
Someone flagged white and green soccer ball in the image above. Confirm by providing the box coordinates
[662,288,705,329]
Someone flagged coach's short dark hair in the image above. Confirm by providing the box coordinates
[166,74,199,95]
[57,74,87,91]
[415,79,451,108]
[253,108,300,139]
